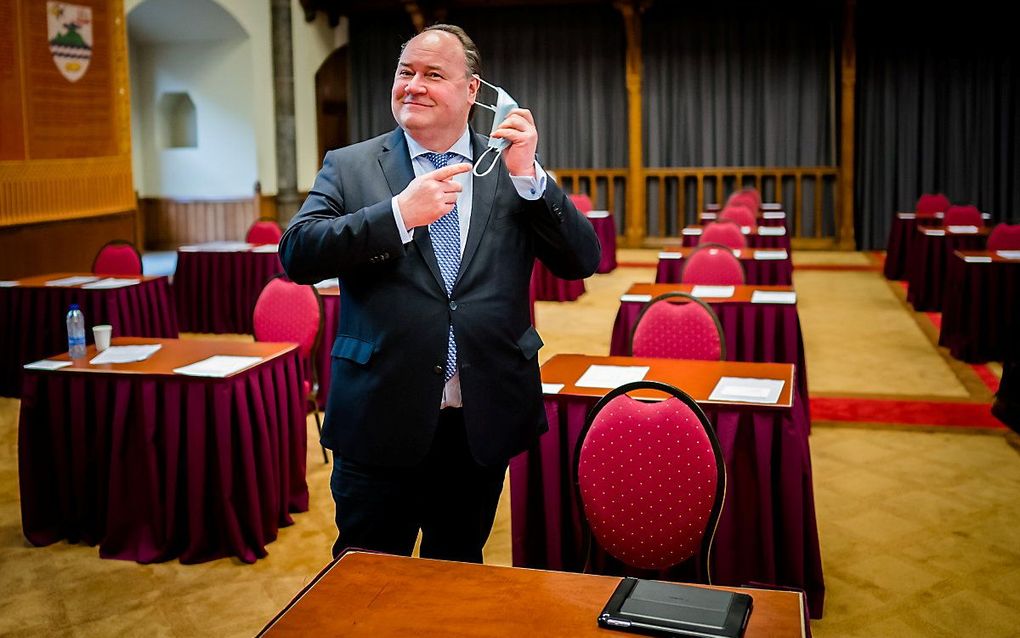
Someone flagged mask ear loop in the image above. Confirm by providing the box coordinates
[472,146,502,177]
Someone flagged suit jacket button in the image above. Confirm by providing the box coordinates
[433,365,443,375]
[449,300,457,310]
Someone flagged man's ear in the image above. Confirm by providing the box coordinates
[467,75,480,104]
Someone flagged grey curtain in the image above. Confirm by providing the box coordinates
[855,1,1020,249]
[348,10,417,142]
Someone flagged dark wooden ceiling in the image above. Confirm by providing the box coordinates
[298,0,620,27]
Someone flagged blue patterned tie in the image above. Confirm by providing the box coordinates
[422,151,462,381]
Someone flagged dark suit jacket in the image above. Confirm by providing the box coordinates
[280,128,600,467]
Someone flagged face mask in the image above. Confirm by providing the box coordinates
[471,76,519,177]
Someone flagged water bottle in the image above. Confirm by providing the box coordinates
[66,304,87,359]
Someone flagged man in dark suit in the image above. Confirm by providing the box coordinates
[279,24,600,562]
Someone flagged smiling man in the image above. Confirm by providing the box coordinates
[280,24,599,563]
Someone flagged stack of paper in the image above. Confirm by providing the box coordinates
[751,290,797,304]
[996,250,1020,260]
[0,280,19,287]
[923,229,946,236]
[80,278,141,289]
[963,255,993,263]
[586,210,611,219]
[314,277,340,289]
[682,228,703,236]
[948,225,979,234]
[690,285,735,299]
[575,365,649,389]
[762,211,786,219]
[753,249,788,260]
[897,212,917,220]
[620,293,653,303]
[709,377,785,404]
[251,244,280,253]
[757,226,786,236]
[658,252,681,260]
[45,275,99,287]
[89,344,163,365]
[23,359,73,371]
[173,355,263,378]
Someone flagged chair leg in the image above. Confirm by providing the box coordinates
[313,407,328,464]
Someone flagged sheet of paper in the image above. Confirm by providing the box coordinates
[996,250,1020,260]
[897,212,917,219]
[761,203,783,211]
[757,226,787,236]
[314,277,340,289]
[23,359,73,371]
[730,249,742,258]
[658,252,681,260]
[541,383,565,395]
[620,293,652,303]
[80,277,141,290]
[682,228,703,236]
[0,280,19,287]
[690,285,735,299]
[45,275,99,287]
[740,226,752,234]
[173,355,263,378]
[250,244,279,253]
[709,376,785,404]
[751,290,797,304]
[89,344,163,365]
[753,249,788,260]
[575,364,650,389]
[923,229,946,236]
[762,211,786,219]
[700,212,718,220]
[947,225,978,234]
[963,255,993,263]
[179,241,253,252]
[586,210,610,219]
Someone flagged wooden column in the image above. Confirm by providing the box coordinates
[615,1,647,248]
[838,0,857,249]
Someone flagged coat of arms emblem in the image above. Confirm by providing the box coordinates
[47,2,93,82]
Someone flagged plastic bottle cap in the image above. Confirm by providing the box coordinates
[69,303,80,310]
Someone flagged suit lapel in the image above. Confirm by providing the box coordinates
[457,132,498,283]
[378,128,445,291]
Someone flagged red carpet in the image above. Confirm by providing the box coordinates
[811,397,1005,430]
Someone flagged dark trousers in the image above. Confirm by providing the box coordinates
[329,408,507,563]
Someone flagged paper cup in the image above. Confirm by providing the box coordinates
[93,324,112,351]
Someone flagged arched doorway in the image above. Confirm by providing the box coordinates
[315,46,349,162]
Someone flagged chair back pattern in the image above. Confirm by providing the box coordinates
[247,219,284,245]
[681,243,745,286]
[92,240,143,276]
[915,193,951,218]
[630,292,727,361]
[700,221,747,250]
[988,223,1020,251]
[573,381,726,578]
[943,205,983,227]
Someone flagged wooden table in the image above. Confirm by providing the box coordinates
[680,225,791,251]
[259,552,808,637]
[510,353,824,618]
[656,247,793,286]
[19,337,307,564]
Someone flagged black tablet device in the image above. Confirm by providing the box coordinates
[598,577,753,638]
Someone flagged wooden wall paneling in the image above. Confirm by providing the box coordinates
[0,0,26,160]
[0,210,136,279]
[139,197,260,250]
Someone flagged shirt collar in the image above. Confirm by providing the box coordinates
[404,127,473,162]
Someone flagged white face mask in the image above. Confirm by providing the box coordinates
[471,75,519,177]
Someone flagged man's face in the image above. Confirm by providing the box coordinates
[391,31,479,145]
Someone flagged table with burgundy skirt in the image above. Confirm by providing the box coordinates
[905,227,988,312]
[509,354,824,618]
[938,250,1020,362]
[529,259,586,302]
[656,248,792,286]
[0,273,178,398]
[586,210,617,273]
[680,225,791,251]
[18,337,308,564]
[173,242,284,334]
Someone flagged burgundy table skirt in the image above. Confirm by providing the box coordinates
[174,250,284,334]
[317,294,340,411]
[587,212,618,273]
[906,232,987,312]
[530,260,586,302]
[656,254,793,286]
[18,352,308,564]
[509,395,825,618]
[0,278,179,398]
[939,256,1020,362]
[682,230,791,252]
[610,299,811,435]
[883,214,929,280]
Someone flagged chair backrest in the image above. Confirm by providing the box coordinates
[681,243,745,286]
[246,219,283,245]
[92,240,143,276]
[915,193,950,218]
[574,381,726,578]
[700,221,748,250]
[253,276,323,364]
[630,292,726,361]
[718,204,757,228]
[727,188,760,213]
[569,193,594,214]
[943,205,983,227]
[988,223,1020,251]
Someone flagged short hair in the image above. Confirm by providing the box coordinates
[400,23,481,78]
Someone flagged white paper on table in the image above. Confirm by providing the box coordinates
[757,226,787,236]
[250,244,280,253]
[179,241,253,252]
[0,280,19,287]
[575,364,650,389]
[314,277,340,289]
[658,252,681,260]
[762,211,786,219]
[682,228,703,236]
[709,376,785,404]
[690,285,735,299]
[620,293,653,303]
[23,359,73,371]
[761,203,783,211]
[935,212,945,219]
[740,226,752,234]
[542,383,565,395]
[923,229,946,236]
[897,212,917,220]
[996,250,1020,260]
[45,275,99,287]
[173,355,263,377]
[586,210,610,219]
[730,249,742,258]
[89,344,163,365]
[753,249,789,260]
[700,212,718,220]
[80,277,141,289]
[751,290,797,304]
[947,225,979,234]
[963,255,993,263]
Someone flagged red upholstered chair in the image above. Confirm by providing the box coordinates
[630,292,726,361]
[700,221,748,250]
[726,188,760,213]
[681,243,745,286]
[246,218,283,245]
[569,193,594,214]
[988,224,1020,250]
[943,205,983,227]
[573,380,726,580]
[92,240,143,276]
[915,193,950,218]
[253,275,328,463]
[718,204,757,229]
